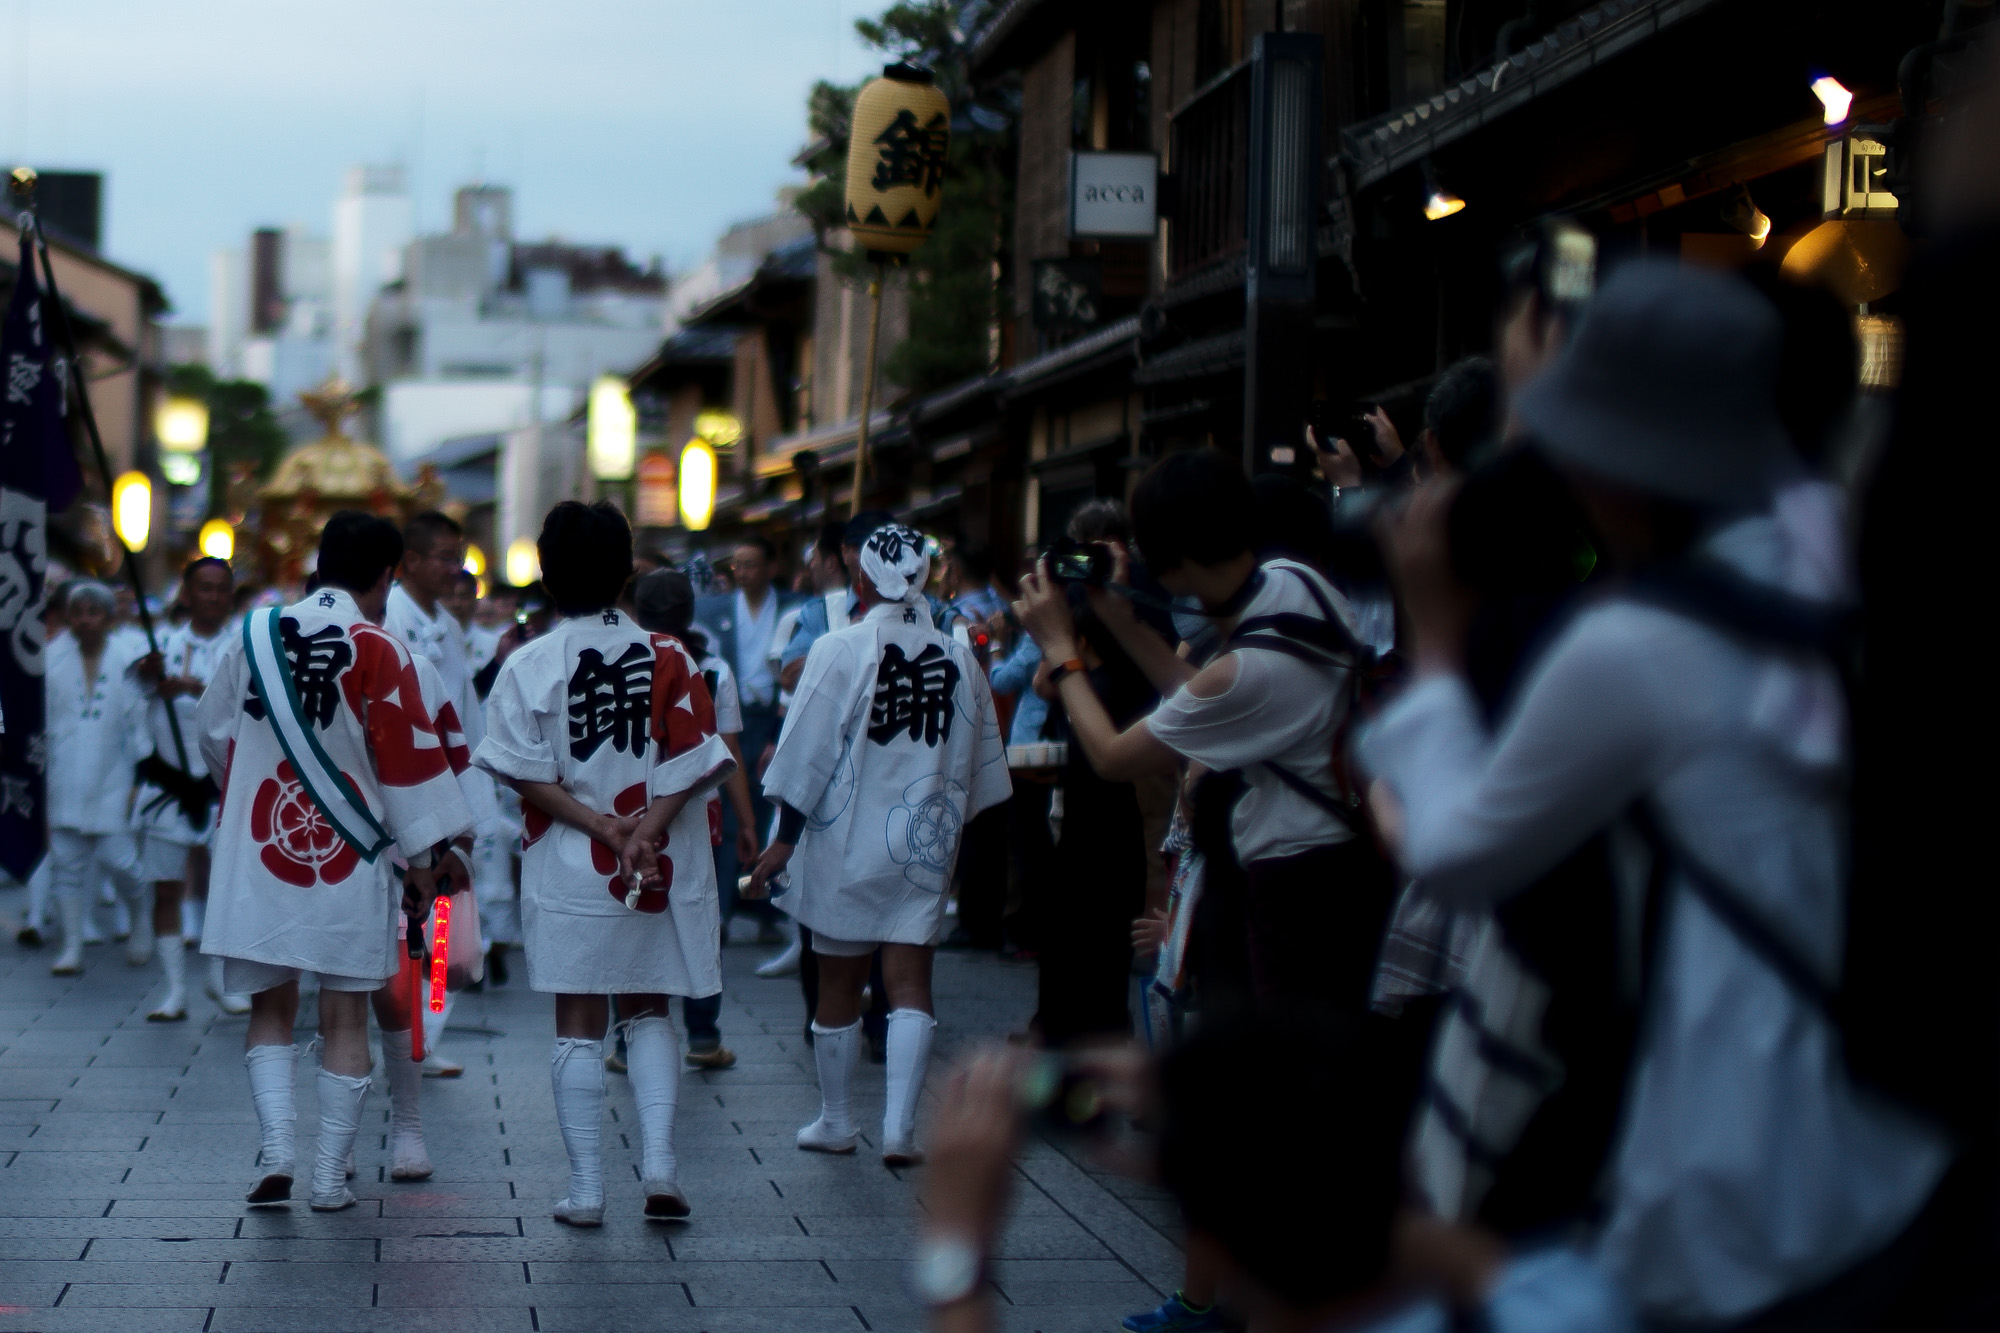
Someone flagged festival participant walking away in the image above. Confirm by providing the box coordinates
[129,557,233,1020]
[474,501,734,1226]
[631,567,760,1070]
[43,582,147,977]
[1359,263,1954,1327]
[195,512,475,1211]
[749,524,1009,1165]
[385,510,493,1075]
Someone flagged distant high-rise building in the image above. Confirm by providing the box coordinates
[207,247,248,378]
[250,228,286,335]
[332,165,412,382]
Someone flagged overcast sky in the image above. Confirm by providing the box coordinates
[5,0,876,323]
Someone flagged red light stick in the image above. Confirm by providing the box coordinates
[428,895,452,1014]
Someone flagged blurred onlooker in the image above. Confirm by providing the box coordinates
[914,1020,1636,1333]
[1360,261,1951,1326]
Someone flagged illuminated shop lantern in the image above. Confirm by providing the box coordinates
[112,472,152,551]
[199,518,235,561]
[679,439,717,532]
[844,63,953,257]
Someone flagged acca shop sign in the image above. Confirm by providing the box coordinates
[1070,152,1158,239]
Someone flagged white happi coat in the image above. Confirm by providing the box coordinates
[385,583,498,828]
[763,600,1009,946]
[194,588,477,981]
[473,609,734,996]
[130,622,231,846]
[44,633,148,834]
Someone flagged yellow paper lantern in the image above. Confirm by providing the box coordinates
[505,538,541,587]
[155,395,209,453]
[679,439,717,532]
[844,64,952,257]
[112,471,151,552]
[463,544,487,577]
[199,518,235,561]
[587,376,637,481]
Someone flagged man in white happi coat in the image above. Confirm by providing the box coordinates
[749,524,1009,1164]
[127,556,234,1020]
[474,501,734,1227]
[43,581,147,977]
[196,512,475,1212]
[383,509,496,1075]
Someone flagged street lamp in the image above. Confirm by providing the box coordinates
[679,439,717,532]
[587,376,636,481]
[199,518,234,561]
[112,471,152,551]
[505,537,541,587]
[155,395,209,453]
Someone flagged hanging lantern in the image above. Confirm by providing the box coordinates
[112,471,152,552]
[679,439,717,532]
[505,537,541,587]
[199,518,235,561]
[636,452,679,528]
[463,543,487,577]
[843,63,952,257]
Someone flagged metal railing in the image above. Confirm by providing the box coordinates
[1167,61,1251,279]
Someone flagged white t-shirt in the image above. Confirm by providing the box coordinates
[1145,559,1361,864]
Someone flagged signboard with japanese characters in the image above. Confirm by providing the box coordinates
[1071,152,1159,239]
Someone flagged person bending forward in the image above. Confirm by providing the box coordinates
[474,501,735,1227]
[750,524,1009,1165]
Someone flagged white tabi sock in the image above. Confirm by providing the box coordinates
[623,1015,681,1183]
[311,1068,371,1208]
[181,896,203,941]
[551,1038,606,1208]
[381,1044,433,1180]
[422,992,454,1058]
[810,1019,863,1138]
[244,1044,298,1177]
[882,1009,936,1153]
[152,936,187,1017]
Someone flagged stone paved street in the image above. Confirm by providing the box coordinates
[0,911,1183,1333]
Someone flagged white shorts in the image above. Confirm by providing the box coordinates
[222,957,381,994]
[808,933,879,958]
[137,832,195,884]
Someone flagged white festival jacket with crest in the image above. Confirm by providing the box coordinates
[195,588,476,980]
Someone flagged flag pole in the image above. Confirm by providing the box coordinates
[8,168,191,775]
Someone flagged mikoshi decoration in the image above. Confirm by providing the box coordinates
[841,63,951,515]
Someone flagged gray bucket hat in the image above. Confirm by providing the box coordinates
[1514,259,1798,508]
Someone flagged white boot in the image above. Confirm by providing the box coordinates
[797,1019,861,1153]
[208,956,251,1015]
[51,882,86,975]
[881,1009,936,1165]
[181,896,202,941]
[310,1068,370,1210]
[123,892,154,967]
[624,1015,687,1218]
[755,921,804,978]
[422,994,462,1077]
[148,936,188,1021]
[551,1038,605,1225]
[244,1044,298,1203]
[381,1044,434,1181]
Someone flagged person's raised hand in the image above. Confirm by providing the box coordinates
[1310,424,1364,489]
[1365,404,1406,463]
[1080,540,1138,631]
[923,1046,1031,1248]
[1012,560,1079,663]
[1379,477,1471,675]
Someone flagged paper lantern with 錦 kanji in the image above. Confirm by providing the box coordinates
[844,63,952,257]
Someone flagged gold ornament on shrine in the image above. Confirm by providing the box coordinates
[843,63,952,258]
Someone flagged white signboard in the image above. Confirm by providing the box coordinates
[1070,152,1159,238]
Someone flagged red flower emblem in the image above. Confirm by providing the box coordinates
[591,782,673,913]
[250,760,362,887]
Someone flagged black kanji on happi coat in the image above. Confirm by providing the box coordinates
[244,619,353,728]
[569,643,652,761]
[871,108,949,196]
[868,644,959,748]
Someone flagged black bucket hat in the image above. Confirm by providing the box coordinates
[1515,259,1798,509]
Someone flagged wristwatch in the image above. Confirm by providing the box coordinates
[1047,657,1087,686]
[907,1233,984,1308]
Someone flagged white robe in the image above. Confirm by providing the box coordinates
[44,634,147,835]
[473,609,734,996]
[194,588,477,981]
[129,622,230,846]
[762,600,1009,946]
[386,583,498,828]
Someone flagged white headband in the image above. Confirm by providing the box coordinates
[860,524,931,605]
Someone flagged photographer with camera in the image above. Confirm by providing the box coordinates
[1014,449,1394,1021]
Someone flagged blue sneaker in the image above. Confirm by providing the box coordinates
[1122,1291,1228,1332]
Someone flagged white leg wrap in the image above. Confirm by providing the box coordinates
[551,1038,606,1208]
[153,936,187,1016]
[311,1068,371,1207]
[245,1044,299,1176]
[381,1044,433,1179]
[810,1019,862,1138]
[181,895,202,941]
[882,1009,936,1152]
[623,1015,681,1182]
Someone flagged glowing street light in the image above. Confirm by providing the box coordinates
[679,439,717,532]
[464,544,487,577]
[199,518,235,561]
[587,376,637,481]
[112,471,152,551]
[155,395,209,453]
[505,537,541,587]
[1811,76,1853,126]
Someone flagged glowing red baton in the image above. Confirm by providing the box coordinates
[428,894,452,1014]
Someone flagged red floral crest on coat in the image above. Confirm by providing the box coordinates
[250,759,362,887]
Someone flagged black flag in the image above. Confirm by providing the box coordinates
[0,229,84,879]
